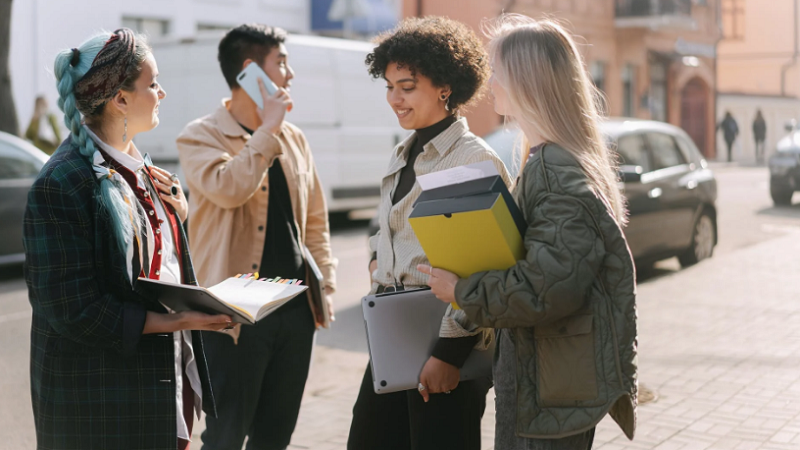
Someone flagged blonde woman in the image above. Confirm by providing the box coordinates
[419,15,638,449]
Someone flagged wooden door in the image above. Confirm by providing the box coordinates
[680,78,709,157]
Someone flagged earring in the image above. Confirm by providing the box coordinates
[441,94,450,112]
[122,117,128,143]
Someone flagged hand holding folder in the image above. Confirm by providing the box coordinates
[410,161,526,308]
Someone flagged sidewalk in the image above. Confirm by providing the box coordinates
[194,231,800,449]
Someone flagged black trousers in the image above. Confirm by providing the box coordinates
[347,362,492,450]
[726,139,734,162]
[755,139,765,163]
[200,297,316,450]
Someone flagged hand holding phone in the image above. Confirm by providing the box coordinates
[236,62,279,109]
[236,62,293,134]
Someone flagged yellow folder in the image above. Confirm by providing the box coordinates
[410,191,526,312]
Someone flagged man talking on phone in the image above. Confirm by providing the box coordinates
[176,24,337,450]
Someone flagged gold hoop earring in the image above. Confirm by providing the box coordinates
[122,117,128,143]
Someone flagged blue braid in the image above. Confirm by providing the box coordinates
[54,35,140,267]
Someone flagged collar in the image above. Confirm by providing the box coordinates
[395,117,469,159]
[415,115,457,148]
[214,99,250,138]
[83,125,145,173]
[213,98,286,139]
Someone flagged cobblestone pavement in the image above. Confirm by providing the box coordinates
[189,231,800,450]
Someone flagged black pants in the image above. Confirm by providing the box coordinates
[201,297,316,450]
[726,139,734,162]
[755,139,765,164]
[347,362,491,450]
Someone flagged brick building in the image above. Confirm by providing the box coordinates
[404,0,721,158]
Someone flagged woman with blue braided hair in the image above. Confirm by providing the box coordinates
[23,28,232,450]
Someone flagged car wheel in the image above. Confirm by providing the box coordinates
[770,184,793,206]
[678,212,715,268]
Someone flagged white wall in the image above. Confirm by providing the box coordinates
[716,94,800,164]
[9,0,310,135]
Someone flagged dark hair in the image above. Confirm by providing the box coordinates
[218,24,287,89]
[366,17,489,112]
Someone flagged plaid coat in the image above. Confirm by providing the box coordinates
[24,138,217,450]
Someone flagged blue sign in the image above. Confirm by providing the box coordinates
[312,0,398,34]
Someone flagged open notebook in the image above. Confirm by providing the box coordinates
[138,277,308,324]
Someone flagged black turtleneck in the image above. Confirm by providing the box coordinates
[391,114,458,205]
[383,114,478,369]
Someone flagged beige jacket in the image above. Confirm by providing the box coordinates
[368,118,511,341]
[177,99,337,295]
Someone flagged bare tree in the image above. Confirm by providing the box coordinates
[0,0,19,136]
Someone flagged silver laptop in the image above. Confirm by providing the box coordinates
[362,288,494,394]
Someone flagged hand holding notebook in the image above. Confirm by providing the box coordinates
[138,275,308,324]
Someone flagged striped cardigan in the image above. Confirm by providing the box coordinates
[24,138,216,450]
[368,117,512,340]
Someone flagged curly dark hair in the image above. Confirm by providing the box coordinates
[366,17,489,112]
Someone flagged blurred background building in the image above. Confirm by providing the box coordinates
[405,0,721,158]
[717,0,800,164]
[8,0,796,163]
[8,0,402,134]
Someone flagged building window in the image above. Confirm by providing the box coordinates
[649,57,668,122]
[122,17,170,37]
[590,61,606,93]
[721,0,745,40]
[622,64,637,117]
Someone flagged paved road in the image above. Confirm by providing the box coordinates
[2,165,799,449]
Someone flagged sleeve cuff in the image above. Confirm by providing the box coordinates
[431,335,479,369]
[251,128,284,162]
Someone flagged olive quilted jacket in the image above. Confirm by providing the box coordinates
[455,143,638,440]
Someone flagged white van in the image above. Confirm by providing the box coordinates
[136,33,407,212]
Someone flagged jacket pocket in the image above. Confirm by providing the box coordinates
[534,314,598,407]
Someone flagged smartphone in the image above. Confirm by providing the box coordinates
[236,62,279,109]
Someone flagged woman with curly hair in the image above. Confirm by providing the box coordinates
[24,29,232,450]
[347,16,510,450]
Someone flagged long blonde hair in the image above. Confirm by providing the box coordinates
[485,14,627,225]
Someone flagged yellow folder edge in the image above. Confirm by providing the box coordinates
[410,195,526,310]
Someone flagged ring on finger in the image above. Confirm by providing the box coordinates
[417,383,426,392]
[171,185,179,196]
[169,173,179,183]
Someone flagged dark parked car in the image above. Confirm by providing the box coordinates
[0,131,49,266]
[768,122,800,206]
[485,118,718,269]
[367,119,717,269]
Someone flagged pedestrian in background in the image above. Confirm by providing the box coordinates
[24,28,231,450]
[420,14,638,450]
[719,111,739,162]
[25,95,61,155]
[753,109,767,164]
[347,16,510,450]
[177,24,337,450]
